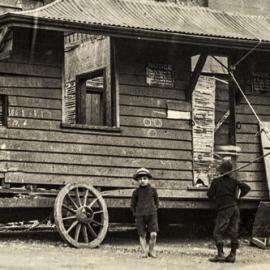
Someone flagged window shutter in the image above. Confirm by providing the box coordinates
[0,95,7,126]
[64,81,76,124]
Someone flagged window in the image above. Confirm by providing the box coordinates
[0,95,7,127]
[76,68,111,126]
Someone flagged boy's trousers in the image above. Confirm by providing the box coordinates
[213,205,240,247]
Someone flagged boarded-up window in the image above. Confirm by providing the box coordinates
[76,69,108,126]
[0,95,7,126]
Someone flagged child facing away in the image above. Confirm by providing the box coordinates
[207,159,251,263]
[131,168,159,258]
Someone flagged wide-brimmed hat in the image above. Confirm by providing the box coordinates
[133,168,152,180]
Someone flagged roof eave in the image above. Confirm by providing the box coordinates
[1,14,270,51]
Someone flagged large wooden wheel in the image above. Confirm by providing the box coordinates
[54,183,109,248]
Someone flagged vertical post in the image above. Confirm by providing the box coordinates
[228,58,237,176]
[110,37,120,127]
[186,53,207,101]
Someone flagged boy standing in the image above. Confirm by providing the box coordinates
[207,159,251,263]
[131,168,159,258]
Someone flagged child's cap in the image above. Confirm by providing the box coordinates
[133,168,152,181]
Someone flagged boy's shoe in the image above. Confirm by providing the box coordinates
[225,253,236,263]
[209,254,226,262]
[148,251,158,258]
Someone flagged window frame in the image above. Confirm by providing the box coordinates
[75,67,113,128]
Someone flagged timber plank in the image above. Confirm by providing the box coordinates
[118,56,190,76]
[120,105,168,118]
[120,95,185,108]
[236,162,264,172]
[121,116,191,131]
[0,88,61,99]
[0,197,259,210]
[120,85,186,100]
[237,171,266,182]
[237,153,265,162]
[120,126,191,140]
[236,134,260,144]
[0,162,193,180]
[7,118,60,130]
[8,97,61,109]
[103,198,259,209]
[119,74,189,88]
[0,62,61,78]
[0,151,193,170]
[5,172,192,189]
[0,75,61,88]
[120,105,191,118]
[7,118,192,140]
[101,188,265,200]
[239,95,270,106]
[0,129,192,150]
[0,139,192,160]
[236,104,270,115]
[0,197,54,208]
[236,114,270,124]
[119,69,190,81]
[8,107,61,120]
[237,143,261,153]
[235,124,259,134]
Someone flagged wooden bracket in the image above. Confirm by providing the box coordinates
[186,53,207,101]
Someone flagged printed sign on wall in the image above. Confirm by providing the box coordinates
[192,76,216,186]
[146,63,174,88]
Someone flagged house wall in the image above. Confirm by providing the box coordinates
[115,39,193,191]
[0,27,266,207]
[234,52,270,200]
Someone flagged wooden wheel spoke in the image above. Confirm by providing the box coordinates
[67,220,79,233]
[91,219,103,227]
[75,223,82,242]
[55,183,108,248]
[93,210,104,215]
[83,189,89,206]
[82,225,89,243]
[62,204,77,214]
[75,188,82,207]
[88,198,98,208]
[86,223,97,238]
[62,215,77,221]
[66,194,78,209]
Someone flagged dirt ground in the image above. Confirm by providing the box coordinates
[0,224,269,270]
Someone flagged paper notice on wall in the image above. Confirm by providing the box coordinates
[192,76,216,186]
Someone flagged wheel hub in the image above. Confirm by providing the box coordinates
[76,207,94,224]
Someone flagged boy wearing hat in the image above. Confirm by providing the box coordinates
[131,168,159,258]
[207,159,251,263]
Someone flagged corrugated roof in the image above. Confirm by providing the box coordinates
[5,0,270,43]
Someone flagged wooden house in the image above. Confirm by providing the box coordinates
[0,0,270,217]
